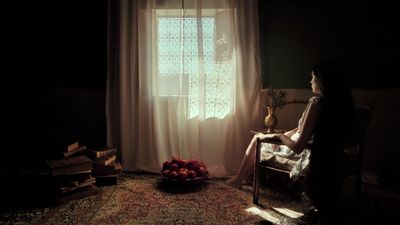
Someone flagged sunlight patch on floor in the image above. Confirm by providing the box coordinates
[245,207,280,224]
[273,207,304,218]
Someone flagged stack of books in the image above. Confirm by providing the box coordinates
[46,141,99,203]
[87,146,123,186]
[62,141,88,158]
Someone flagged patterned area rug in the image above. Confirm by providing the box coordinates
[49,178,244,224]
[31,175,242,224]
[37,174,310,225]
[1,172,399,225]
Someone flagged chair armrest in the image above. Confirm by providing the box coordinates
[258,136,282,145]
[258,136,313,150]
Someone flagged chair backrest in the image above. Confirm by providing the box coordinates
[343,106,373,203]
[341,106,373,182]
[345,106,373,154]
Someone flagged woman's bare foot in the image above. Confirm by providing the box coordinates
[225,176,242,190]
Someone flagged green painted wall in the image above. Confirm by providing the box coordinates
[258,1,398,89]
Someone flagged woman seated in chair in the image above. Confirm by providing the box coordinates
[226,60,354,223]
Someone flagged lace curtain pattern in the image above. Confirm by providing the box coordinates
[156,13,235,119]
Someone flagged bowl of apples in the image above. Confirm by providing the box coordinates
[161,156,208,186]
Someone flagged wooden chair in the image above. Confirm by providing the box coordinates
[252,106,373,205]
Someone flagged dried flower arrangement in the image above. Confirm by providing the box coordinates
[263,88,307,109]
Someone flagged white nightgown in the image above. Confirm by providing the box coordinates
[260,97,319,182]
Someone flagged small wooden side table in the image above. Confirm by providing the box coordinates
[250,129,285,135]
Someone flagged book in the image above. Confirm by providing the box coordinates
[58,177,96,194]
[87,146,117,159]
[93,161,116,170]
[60,180,80,187]
[92,162,123,177]
[52,170,92,186]
[47,155,92,169]
[93,155,116,166]
[62,145,88,158]
[66,141,79,152]
[50,163,93,176]
[55,185,100,204]
[57,177,93,189]
[47,155,93,176]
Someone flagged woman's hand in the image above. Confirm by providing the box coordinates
[268,133,282,151]
[254,133,282,151]
[255,133,277,139]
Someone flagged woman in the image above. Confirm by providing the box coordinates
[226,60,354,222]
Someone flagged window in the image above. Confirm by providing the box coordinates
[157,17,215,96]
[155,9,235,119]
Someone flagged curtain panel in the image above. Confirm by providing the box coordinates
[107,0,262,177]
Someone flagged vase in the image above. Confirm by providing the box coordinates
[264,106,277,133]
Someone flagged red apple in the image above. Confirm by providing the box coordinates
[187,170,197,179]
[162,169,170,177]
[169,163,179,171]
[178,167,188,173]
[181,159,189,168]
[162,160,171,170]
[197,166,207,176]
[186,161,193,170]
[178,170,188,179]
[191,161,201,171]
[169,170,178,178]
[174,159,182,168]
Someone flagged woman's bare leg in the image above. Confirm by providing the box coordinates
[226,134,259,189]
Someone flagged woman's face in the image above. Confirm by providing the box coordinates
[310,71,321,94]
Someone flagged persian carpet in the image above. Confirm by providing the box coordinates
[39,174,300,225]
[3,173,397,225]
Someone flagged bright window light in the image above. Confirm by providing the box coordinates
[157,17,215,97]
[156,14,235,119]
[273,207,304,219]
[245,207,281,224]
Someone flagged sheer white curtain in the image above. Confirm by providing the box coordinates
[107,0,262,177]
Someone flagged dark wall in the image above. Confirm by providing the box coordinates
[5,0,107,87]
[259,0,398,89]
[3,1,108,169]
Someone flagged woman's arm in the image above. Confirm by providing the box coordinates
[284,128,299,137]
[276,100,321,154]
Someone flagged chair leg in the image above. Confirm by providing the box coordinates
[253,138,261,204]
[355,171,361,205]
[253,171,259,204]
[355,146,363,206]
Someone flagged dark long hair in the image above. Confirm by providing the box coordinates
[312,60,354,131]
[311,60,355,158]
[307,60,355,216]
[312,60,353,106]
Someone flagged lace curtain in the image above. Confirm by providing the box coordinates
[156,9,235,120]
[107,0,261,177]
